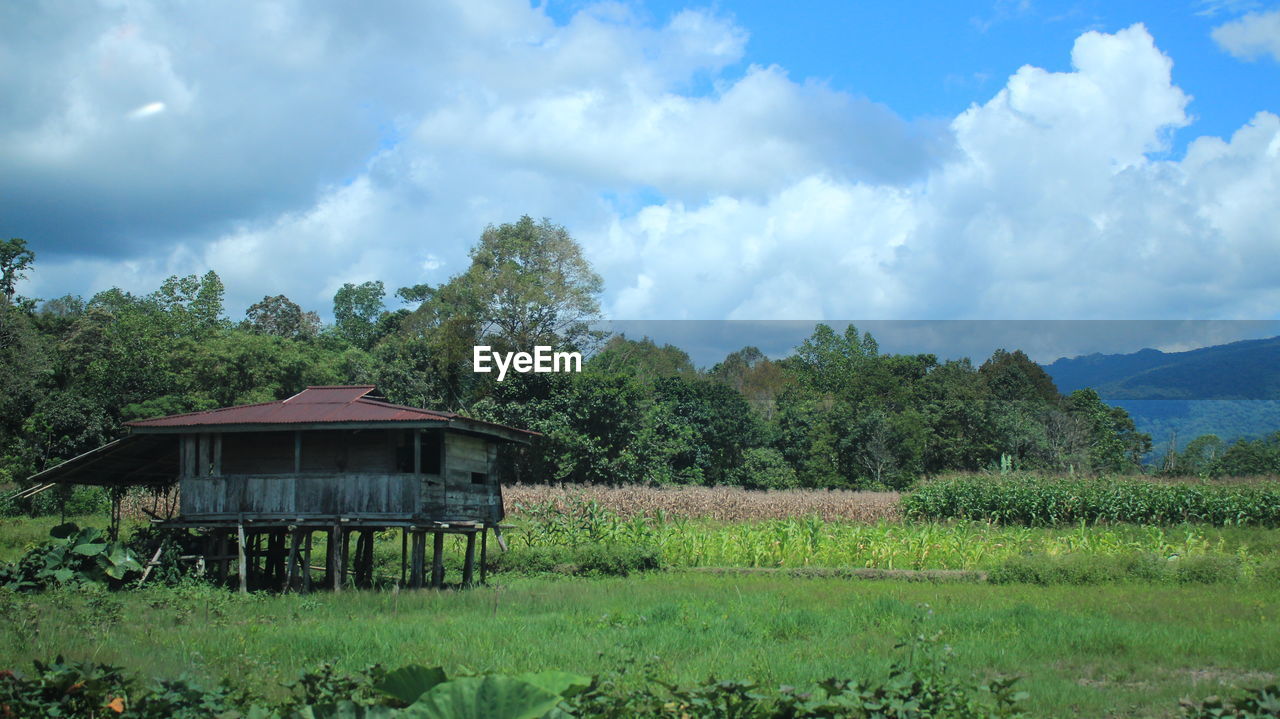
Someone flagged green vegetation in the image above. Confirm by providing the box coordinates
[1,574,1277,717]
[903,474,1280,527]
[16,225,1271,512]
[0,522,142,591]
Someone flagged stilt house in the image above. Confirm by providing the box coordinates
[28,386,536,591]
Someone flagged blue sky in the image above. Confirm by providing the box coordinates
[3,0,1278,335]
[543,1,1277,150]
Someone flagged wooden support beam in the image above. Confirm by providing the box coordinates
[479,528,488,586]
[462,532,476,588]
[294,431,302,474]
[400,528,408,588]
[363,530,375,587]
[413,431,421,474]
[410,531,424,589]
[212,434,222,476]
[302,531,313,593]
[237,523,248,594]
[340,527,352,590]
[286,528,301,592]
[431,532,444,589]
[331,525,344,593]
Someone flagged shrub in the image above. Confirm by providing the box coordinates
[490,543,662,577]
[988,553,1244,585]
[904,474,1280,527]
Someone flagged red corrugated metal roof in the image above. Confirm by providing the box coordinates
[125,386,476,429]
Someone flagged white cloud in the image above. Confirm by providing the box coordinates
[9,6,1280,327]
[1212,8,1280,61]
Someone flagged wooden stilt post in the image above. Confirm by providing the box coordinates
[431,532,445,589]
[302,531,313,593]
[400,528,408,588]
[324,529,334,588]
[356,531,372,588]
[462,532,476,588]
[363,529,376,587]
[237,523,248,595]
[286,527,301,592]
[479,527,488,586]
[410,531,424,589]
[340,526,352,590]
[331,524,344,593]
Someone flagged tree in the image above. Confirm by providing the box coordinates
[979,349,1061,404]
[0,238,35,304]
[333,281,386,350]
[412,216,604,354]
[588,335,696,383]
[244,294,321,339]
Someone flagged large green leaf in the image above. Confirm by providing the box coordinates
[373,665,448,705]
[406,676,561,719]
[71,542,108,557]
[513,671,591,699]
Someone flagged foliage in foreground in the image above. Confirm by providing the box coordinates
[904,474,1280,527]
[0,522,142,592]
[0,619,1035,718]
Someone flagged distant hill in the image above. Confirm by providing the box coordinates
[1042,336,1280,448]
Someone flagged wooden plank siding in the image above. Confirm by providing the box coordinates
[178,428,504,524]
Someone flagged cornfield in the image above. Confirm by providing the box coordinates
[504,483,901,522]
[508,494,1246,571]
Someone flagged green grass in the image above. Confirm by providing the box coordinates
[2,574,1278,718]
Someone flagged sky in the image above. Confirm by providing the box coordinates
[3,1,1279,350]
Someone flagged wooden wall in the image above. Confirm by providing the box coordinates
[179,428,503,523]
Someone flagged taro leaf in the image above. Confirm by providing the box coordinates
[513,671,591,699]
[51,567,76,583]
[72,542,108,557]
[406,676,561,719]
[50,522,80,539]
[374,665,448,705]
[107,546,142,571]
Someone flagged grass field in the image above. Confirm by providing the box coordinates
[2,573,1278,718]
[4,482,1280,717]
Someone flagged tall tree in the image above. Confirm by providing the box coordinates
[413,216,604,354]
[0,238,35,305]
[244,294,321,339]
[333,281,386,350]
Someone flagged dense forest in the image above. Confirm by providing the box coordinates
[2,219,1276,495]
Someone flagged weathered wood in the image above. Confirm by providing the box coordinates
[213,434,223,476]
[139,544,165,584]
[237,523,247,594]
[410,531,425,589]
[302,531,313,592]
[462,532,476,588]
[331,525,344,593]
[431,532,444,589]
[293,431,302,474]
[479,528,488,585]
[400,529,408,587]
[285,528,300,591]
[413,431,421,474]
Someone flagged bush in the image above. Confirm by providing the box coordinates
[490,543,662,577]
[988,553,1244,585]
[904,474,1280,527]
[1180,684,1280,718]
[736,447,799,490]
